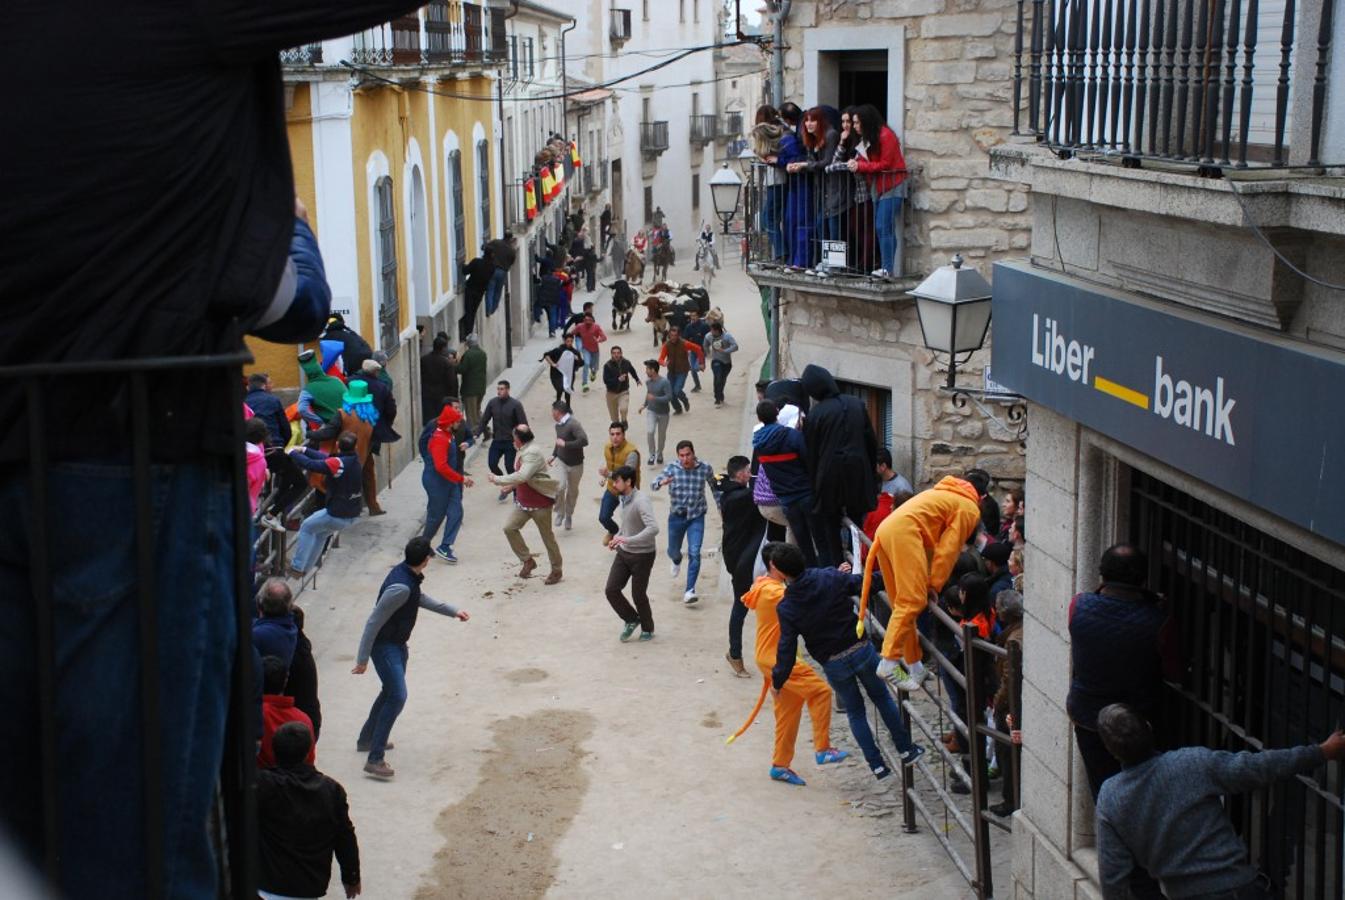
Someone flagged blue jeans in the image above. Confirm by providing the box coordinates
[422,469,464,552]
[666,512,705,591]
[875,193,903,274]
[358,642,408,763]
[761,184,785,260]
[487,439,516,478]
[599,490,621,536]
[0,461,237,899]
[547,303,563,335]
[668,372,689,412]
[581,347,599,386]
[821,642,917,772]
[290,507,356,574]
[485,266,507,316]
[820,212,842,241]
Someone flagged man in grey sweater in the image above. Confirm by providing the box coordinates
[476,380,529,501]
[604,466,660,642]
[351,537,470,779]
[549,401,589,531]
[1094,703,1345,900]
[706,322,739,408]
[638,360,673,465]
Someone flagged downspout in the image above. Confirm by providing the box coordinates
[768,0,790,378]
[499,0,520,366]
[561,18,577,137]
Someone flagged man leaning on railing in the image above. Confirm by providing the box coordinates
[1,2,424,897]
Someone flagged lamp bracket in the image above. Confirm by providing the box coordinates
[937,384,1028,446]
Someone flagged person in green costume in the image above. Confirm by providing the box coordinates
[297,349,345,430]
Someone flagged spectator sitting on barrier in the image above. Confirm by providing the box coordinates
[286,432,364,578]
[256,721,361,900]
[1094,703,1345,900]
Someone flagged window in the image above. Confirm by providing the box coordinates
[449,149,465,288]
[643,185,653,223]
[836,380,893,446]
[374,176,399,351]
[476,139,491,245]
[691,173,700,213]
[509,34,519,80]
[524,37,535,78]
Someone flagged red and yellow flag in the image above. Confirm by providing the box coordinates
[524,178,537,219]
[570,141,582,167]
[551,161,564,197]
[540,168,556,204]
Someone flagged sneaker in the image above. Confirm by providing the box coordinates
[656,455,664,464]
[672,408,682,416]
[582,385,590,393]
[770,766,807,786]
[260,514,285,533]
[951,778,971,795]
[815,748,850,765]
[691,386,702,393]
[871,268,890,278]
[887,661,928,692]
[620,622,639,642]
[900,745,927,766]
[647,459,659,467]
[355,741,394,753]
[872,765,892,780]
[363,761,395,780]
[497,491,509,503]
[435,547,458,564]
[683,589,698,605]
[638,631,654,641]
[564,515,573,531]
[989,801,1018,817]
[670,560,681,579]
[682,396,691,411]
[724,652,750,678]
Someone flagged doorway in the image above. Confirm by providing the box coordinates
[611,158,624,235]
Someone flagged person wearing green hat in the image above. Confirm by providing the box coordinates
[297,349,345,431]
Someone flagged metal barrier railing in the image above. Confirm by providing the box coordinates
[842,519,1021,900]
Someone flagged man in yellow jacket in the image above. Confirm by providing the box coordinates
[859,475,983,691]
[741,542,848,786]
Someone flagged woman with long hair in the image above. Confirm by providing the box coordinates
[835,107,875,274]
[776,103,811,267]
[750,104,786,261]
[789,106,845,266]
[847,104,907,278]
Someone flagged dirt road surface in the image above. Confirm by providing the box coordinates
[296,258,975,898]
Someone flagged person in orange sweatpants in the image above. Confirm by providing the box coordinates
[859,475,983,691]
[741,542,849,786]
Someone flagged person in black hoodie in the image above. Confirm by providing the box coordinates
[751,399,823,566]
[256,722,360,899]
[771,542,924,780]
[320,313,374,375]
[285,606,322,741]
[718,456,767,676]
[800,363,878,567]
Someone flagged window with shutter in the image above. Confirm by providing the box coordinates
[375,176,399,351]
[450,149,466,287]
[476,139,491,244]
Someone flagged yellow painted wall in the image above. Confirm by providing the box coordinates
[246,84,316,390]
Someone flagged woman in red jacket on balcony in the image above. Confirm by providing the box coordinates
[847,104,907,279]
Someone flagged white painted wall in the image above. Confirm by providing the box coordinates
[311,81,361,329]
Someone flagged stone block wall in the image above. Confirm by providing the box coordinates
[782,0,1031,278]
[778,286,1025,487]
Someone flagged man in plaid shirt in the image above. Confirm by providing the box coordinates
[652,440,717,604]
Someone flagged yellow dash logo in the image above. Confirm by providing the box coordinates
[1093,376,1149,409]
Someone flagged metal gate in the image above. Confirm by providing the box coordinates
[845,520,1020,899]
[1130,469,1345,899]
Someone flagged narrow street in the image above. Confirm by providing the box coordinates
[298,258,973,898]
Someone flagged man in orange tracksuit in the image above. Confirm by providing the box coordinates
[741,543,848,786]
[859,475,983,691]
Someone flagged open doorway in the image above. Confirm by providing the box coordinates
[835,50,888,120]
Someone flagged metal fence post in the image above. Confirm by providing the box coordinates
[962,622,993,900]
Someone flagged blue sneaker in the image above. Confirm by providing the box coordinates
[815,748,849,765]
[435,547,458,564]
[638,631,654,641]
[620,622,638,642]
[770,766,806,786]
[900,744,926,766]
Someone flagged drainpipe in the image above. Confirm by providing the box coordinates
[561,18,577,136]
[770,0,791,107]
[499,0,520,366]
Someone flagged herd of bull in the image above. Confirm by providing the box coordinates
[604,279,719,347]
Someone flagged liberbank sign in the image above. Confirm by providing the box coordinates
[991,260,1345,545]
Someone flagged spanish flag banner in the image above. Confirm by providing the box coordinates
[524,178,538,220]
[552,161,565,197]
[570,141,582,167]
[540,167,556,204]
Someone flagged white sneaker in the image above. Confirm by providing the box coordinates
[871,268,890,279]
[887,660,929,692]
[670,560,681,579]
[683,589,699,605]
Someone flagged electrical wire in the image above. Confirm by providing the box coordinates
[1226,178,1345,292]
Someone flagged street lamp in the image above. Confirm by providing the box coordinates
[709,163,743,235]
[736,145,757,178]
[909,254,994,390]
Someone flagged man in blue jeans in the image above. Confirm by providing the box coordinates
[421,401,475,563]
[287,432,364,577]
[770,542,925,780]
[352,537,470,780]
[652,440,717,604]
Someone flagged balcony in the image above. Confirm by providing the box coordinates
[640,121,669,156]
[1010,0,1339,171]
[718,112,744,142]
[351,14,422,66]
[280,43,323,66]
[424,0,457,63]
[610,9,633,43]
[690,114,718,145]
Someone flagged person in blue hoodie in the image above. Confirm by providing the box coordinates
[751,400,823,566]
[252,579,299,671]
[286,432,364,577]
[770,542,925,780]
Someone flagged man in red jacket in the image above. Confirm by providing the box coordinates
[258,656,316,769]
[422,403,475,565]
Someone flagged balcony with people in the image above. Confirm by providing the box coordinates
[280,3,506,72]
[743,103,918,298]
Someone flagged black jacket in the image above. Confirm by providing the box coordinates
[284,629,322,740]
[719,479,766,589]
[801,364,878,517]
[2,0,423,461]
[602,358,641,394]
[420,350,457,416]
[245,388,290,447]
[321,324,373,375]
[773,568,864,689]
[464,255,494,297]
[256,764,360,897]
[350,373,400,444]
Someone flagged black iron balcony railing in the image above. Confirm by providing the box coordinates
[280,43,323,66]
[690,114,718,144]
[611,8,633,42]
[351,15,422,66]
[743,160,910,280]
[1012,0,1339,170]
[640,121,669,154]
[719,112,744,141]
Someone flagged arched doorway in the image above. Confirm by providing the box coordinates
[409,164,432,318]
